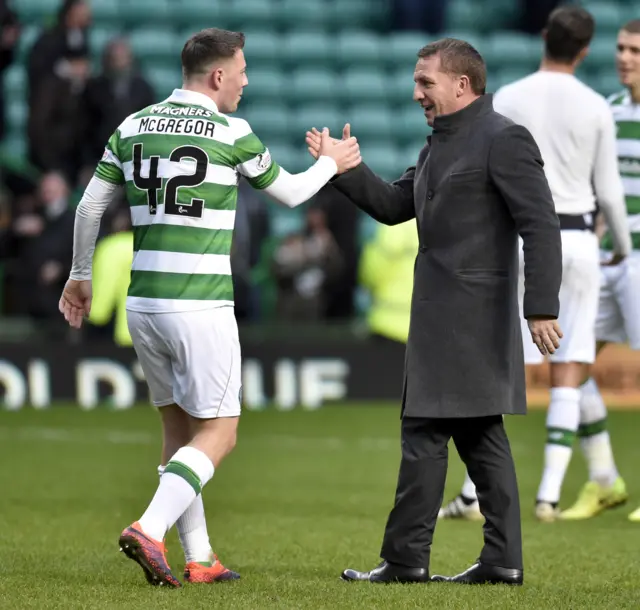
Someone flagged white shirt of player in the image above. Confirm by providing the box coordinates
[494,71,630,255]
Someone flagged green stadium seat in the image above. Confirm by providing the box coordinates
[4,66,26,98]
[277,0,332,30]
[361,144,400,181]
[586,38,617,70]
[592,72,625,98]
[6,101,26,131]
[289,69,339,103]
[447,0,485,32]
[129,29,183,64]
[484,33,540,70]
[338,68,387,103]
[329,0,389,29]
[269,206,305,238]
[171,0,221,28]
[387,33,429,70]
[347,105,394,144]
[2,134,27,160]
[282,32,334,67]
[225,0,276,29]
[90,28,121,61]
[243,69,286,104]
[242,31,281,67]
[16,26,40,63]
[386,71,417,105]
[395,106,429,144]
[14,0,58,23]
[335,31,382,68]
[263,143,298,173]
[117,0,171,24]
[291,105,343,139]
[493,68,531,91]
[146,67,182,101]
[243,106,290,141]
[89,0,121,25]
[583,2,624,34]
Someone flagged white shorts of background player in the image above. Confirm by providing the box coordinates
[127,305,242,418]
[519,231,600,365]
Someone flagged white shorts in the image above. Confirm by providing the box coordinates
[519,230,600,365]
[595,250,640,349]
[127,306,242,419]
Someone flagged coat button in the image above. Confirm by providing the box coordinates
[427,190,434,200]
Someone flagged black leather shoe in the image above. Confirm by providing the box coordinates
[431,562,523,585]
[341,560,429,583]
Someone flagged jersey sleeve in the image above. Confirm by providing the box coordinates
[95,129,125,185]
[232,121,280,189]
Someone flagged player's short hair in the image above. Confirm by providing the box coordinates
[621,19,640,35]
[181,28,245,78]
[417,38,486,95]
[544,6,594,63]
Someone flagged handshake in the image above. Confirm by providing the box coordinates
[305,123,362,175]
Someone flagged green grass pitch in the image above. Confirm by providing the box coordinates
[0,404,639,609]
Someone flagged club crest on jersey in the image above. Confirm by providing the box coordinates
[257,150,271,170]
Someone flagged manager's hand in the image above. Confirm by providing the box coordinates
[306,123,352,160]
[527,317,563,355]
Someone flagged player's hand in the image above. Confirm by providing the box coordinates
[527,317,563,356]
[315,127,361,175]
[601,253,625,266]
[306,123,351,160]
[59,279,92,329]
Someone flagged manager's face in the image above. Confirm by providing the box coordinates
[413,54,465,127]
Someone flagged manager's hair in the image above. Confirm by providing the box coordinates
[544,6,595,63]
[417,38,486,95]
[182,28,245,79]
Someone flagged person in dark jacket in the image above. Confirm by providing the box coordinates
[306,38,563,586]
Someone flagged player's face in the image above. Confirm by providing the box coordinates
[616,30,640,88]
[413,55,465,127]
[217,49,248,114]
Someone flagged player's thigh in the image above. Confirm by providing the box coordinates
[166,306,242,419]
[126,310,175,406]
[616,253,640,349]
[595,257,626,345]
[549,232,600,364]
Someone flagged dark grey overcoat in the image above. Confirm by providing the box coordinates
[330,94,562,418]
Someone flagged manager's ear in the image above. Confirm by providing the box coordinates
[457,74,471,98]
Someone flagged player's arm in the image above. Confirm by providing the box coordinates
[69,135,124,281]
[233,122,356,207]
[592,105,632,258]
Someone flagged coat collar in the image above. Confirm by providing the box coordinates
[164,88,220,113]
[432,94,493,134]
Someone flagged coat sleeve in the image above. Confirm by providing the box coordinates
[329,163,416,226]
[488,124,562,319]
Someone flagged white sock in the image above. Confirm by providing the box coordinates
[157,465,213,564]
[138,447,215,542]
[461,470,477,502]
[536,387,580,504]
[578,378,619,487]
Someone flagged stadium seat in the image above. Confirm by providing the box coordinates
[225,0,277,29]
[329,0,389,29]
[338,68,387,103]
[289,69,339,103]
[269,205,305,238]
[263,143,298,173]
[282,32,335,68]
[171,0,221,28]
[395,105,429,144]
[6,101,27,132]
[16,26,40,63]
[13,0,59,23]
[385,70,417,105]
[128,29,183,64]
[117,0,171,24]
[242,31,281,67]
[242,105,291,141]
[347,105,394,145]
[89,0,121,25]
[360,144,400,181]
[447,0,485,32]
[592,72,624,98]
[90,28,121,61]
[387,33,430,71]
[493,68,531,91]
[587,38,617,70]
[582,2,624,34]
[277,0,333,30]
[146,66,182,101]
[291,105,343,138]
[243,69,286,104]
[4,66,26,98]
[335,32,382,68]
[484,32,540,71]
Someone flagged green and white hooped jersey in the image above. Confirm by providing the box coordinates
[95,89,280,313]
[604,90,640,250]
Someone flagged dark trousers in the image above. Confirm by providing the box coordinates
[380,415,522,571]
